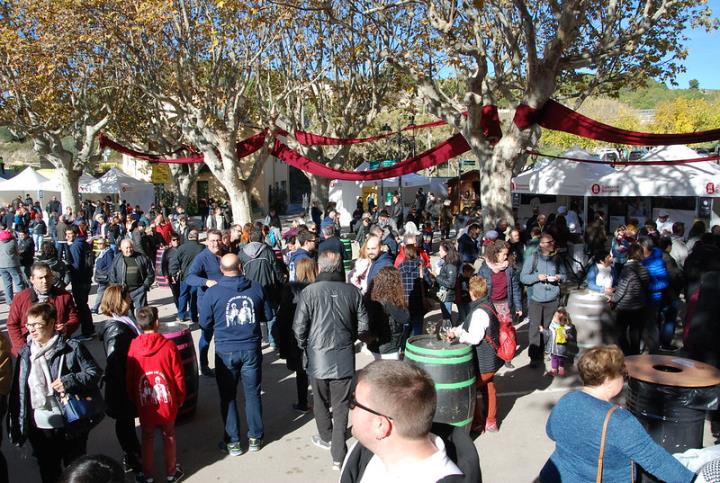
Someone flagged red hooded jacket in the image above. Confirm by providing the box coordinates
[126,332,186,426]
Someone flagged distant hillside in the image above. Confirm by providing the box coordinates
[618,78,720,110]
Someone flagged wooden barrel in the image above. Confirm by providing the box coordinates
[565,288,615,350]
[159,322,199,421]
[405,335,476,430]
[155,246,169,288]
[341,239,352,273]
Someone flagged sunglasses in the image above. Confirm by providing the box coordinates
[349,393,393,420]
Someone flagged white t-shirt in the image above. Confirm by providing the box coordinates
[358,435,463,483]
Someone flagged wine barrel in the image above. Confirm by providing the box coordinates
[565,288,615,350]
[159,322,199,421]
[404,335,476,431]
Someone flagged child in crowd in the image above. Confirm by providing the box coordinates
[126,306,186,483]
[456,263,475,323]
[542,307,577,377]
[422,221,434,254]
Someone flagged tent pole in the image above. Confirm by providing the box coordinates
[583,196,589,233]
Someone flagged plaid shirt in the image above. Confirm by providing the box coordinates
[398,259,431,314]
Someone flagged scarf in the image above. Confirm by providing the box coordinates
[28,334,60,410]
[485,259,509,273]
[112,314,142,335]
[33,287,50,304]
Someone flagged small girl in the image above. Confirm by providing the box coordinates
[543,308,577,377]
[422,221,434,254]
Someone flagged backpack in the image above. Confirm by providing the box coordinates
[481,304,517,363]
[83,245,96,275]
[530,251,561,276]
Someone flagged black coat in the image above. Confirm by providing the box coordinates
[276,282,309,370]
[462,299,503,374]
[340,422,482,483]
[8,335,103,445]
[611,260,650,311]
[98,319,138,419]
[436,261,459,300]
[687,270,720,368]
[169,240,204,282]
[293,272,369,379]
[365,301,409,354]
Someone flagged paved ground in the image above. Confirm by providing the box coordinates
[2,283,716,482]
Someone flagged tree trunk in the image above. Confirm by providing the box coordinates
[476,131,526,229]
[58,168,82,215]
[307,174,330,207]
[227,179,252,225]
[169,164,199,208]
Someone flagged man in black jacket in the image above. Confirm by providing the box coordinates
[340,360,481,483]
[317,224,345,262]
[293,251,369,470]
[109,239,155,314]
[170,230,204,322]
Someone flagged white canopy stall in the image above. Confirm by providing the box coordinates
[38,173,96,211]
[0,168,56,208]
[511,149,617,225]
[329,162,432,227]
[80,168,155,211]
[593,145,720,229]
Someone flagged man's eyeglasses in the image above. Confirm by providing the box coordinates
[540,240,555,245]
[27,323,48,330]
[349,394,393,420]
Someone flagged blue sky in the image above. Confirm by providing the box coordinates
[672,0,720,89]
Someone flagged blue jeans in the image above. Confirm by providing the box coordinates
[33,234,44,252]
[177,282,198,322]
[0,267,26,305]
[440,301,454,323]
[215,349,264,442]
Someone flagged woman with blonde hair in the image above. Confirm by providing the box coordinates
[449,276,503,433]
[98,285,142,473]
[349,239,372,294]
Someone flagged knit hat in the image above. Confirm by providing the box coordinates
[485,230,499,241]
[0,230,11,242]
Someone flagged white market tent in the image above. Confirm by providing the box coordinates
[80,168,155,210]
[0,167,56,207]
[329,161,432,227]
[511,149,616,196]
[38,173,96,211]
[594,145,720,197]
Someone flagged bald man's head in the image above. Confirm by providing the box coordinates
[220,254,240,275]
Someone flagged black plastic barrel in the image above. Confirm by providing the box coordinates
[404,335,477,431]
[625,355,720,482]
[160,323,199,421]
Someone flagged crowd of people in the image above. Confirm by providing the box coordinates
[0,188,719,482]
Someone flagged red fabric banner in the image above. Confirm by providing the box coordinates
[293,119,449,146]
[529,149,720,166]
[271,133,471,181]
[514,100,720,146]
[98,134,205,163]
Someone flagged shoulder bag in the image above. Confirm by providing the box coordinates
[57,352,105,427]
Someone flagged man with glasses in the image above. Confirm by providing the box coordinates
[6,262,79,356]
[287,229,316,281]
[520,233,566,368]
[293,251,369,470]
[341,360,479,482]
[186,229,225,377]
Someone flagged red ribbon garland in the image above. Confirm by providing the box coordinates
[270,134,471,181]
[514,100,720,146]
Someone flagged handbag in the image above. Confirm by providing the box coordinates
[436,286,449,303]
[57,353,105,426]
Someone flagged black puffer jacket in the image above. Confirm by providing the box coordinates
[293,272,369,379]
[8,335,103,445]
[365,301,409,355]
[98,319,138,419]
[611,260,650,311]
